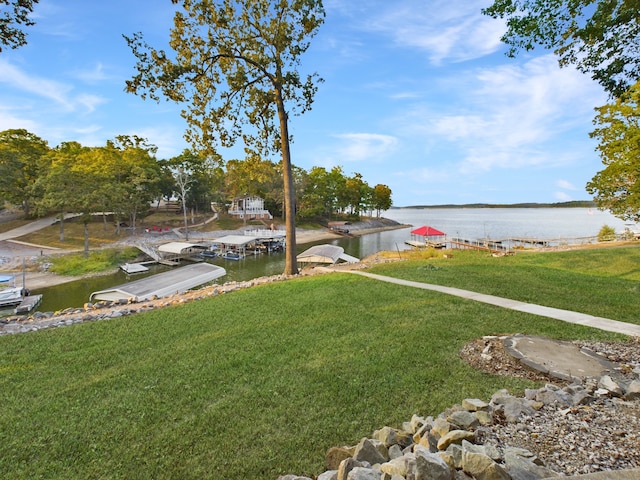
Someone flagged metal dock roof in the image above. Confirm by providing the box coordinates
[90,263,226,302]
[297,244,359,264]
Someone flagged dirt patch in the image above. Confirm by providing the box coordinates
[459,335,569,383]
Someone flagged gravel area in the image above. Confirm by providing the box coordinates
[461,336,640,476]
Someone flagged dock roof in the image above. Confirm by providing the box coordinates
[90,263,226,302]
[297,244,359,264]
[213,235,259,247]
[157,242,208,254]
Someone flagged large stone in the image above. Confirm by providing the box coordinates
[317,471,338,480]
[380,454,414,477]
[504,448,561,479]
[414,445,454,480]
[338,458,365,480]
[436,430,475,451]
[447,411,480,430]
[353,438,387,465]
[462,398,489,412]
[327,446,354,470]
[373,426,413,448]
[430,417,451,439]
[598,375,624,397]
[624,380,640,400]
[461,451,510,480]
[346,466,381,480]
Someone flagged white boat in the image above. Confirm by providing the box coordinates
[0,275,25,307]
[120,263,150,274]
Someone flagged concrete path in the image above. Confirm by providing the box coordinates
[343,270,640,337]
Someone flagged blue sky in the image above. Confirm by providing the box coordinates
[0,0,609,207]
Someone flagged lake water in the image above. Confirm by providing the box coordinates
[32,208,636,312]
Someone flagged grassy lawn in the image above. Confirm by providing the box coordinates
[371,245,640,324]
[0,248,635,479]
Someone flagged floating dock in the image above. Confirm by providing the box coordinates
[90,263,226,303]
[15,294,43,314]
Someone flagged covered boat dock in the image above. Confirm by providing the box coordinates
[90,263,226,303]
[405,226,447,249]
[297,244,359,265]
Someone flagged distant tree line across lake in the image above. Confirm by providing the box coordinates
[0,129,392,229]
[397,201,597,209]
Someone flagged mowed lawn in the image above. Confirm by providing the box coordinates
[0,246,636,479]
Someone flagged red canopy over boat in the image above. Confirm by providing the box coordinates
[410,226,446,237]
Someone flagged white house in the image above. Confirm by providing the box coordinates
[228,195,273,220]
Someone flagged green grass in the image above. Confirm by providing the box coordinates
[46,247,141,275]
[371,245,640,323]
[0,248,635,479]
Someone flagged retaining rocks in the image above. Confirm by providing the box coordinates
[277,372,640,480]
[0,273,296,336]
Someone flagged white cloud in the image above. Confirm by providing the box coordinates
[401,54,607,174]
[75,63,110,83]
[555,191,573,201]
[0,59,73,107]
[0,59,107,114]
[357,0,506,64]
[557,179,578,190]
[333,133,398,162]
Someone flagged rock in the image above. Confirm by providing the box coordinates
[430,417,451,439]
[598,375,624,397]
[338,458,364,480]
[346,466,380,480]
[327,446,354,470]
[380,454,414,477]
[447,411,480,430]
[353,438,387,465]
[461,450,510,480]
[414,445,453,480]
[503,448,560,479]
[317,471,338,480]
[624,380,640,400]
[437,430,475,451]
[462,398,489,412]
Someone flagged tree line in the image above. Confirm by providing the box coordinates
[0,128,393,227]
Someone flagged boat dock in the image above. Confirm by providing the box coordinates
[448,237,510,253]
[90,263,226,303]
[14,294,43,314]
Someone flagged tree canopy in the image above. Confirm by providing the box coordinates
[482,0,640,97]
[0,0,38,53]
[587,80,640,222]
[0,128,49,216]
[125,0,325,275]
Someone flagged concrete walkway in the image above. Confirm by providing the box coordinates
[343,270,640,337]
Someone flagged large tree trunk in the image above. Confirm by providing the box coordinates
[276,88,298,275]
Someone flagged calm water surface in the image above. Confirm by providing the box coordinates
[33,208,637,312]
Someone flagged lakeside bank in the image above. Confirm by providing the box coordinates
[6,218,408,291]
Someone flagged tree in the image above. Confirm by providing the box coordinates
[0,129,50,216]
[125,0,325,275]
[371,184,392,218]
[482,0,640,97]
[586,80,640,222]
[37,141,89,241]
[0,0,38,53]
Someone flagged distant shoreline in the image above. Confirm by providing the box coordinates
[393,201,597,209]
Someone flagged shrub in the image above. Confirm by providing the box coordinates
[597,225,616,242]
